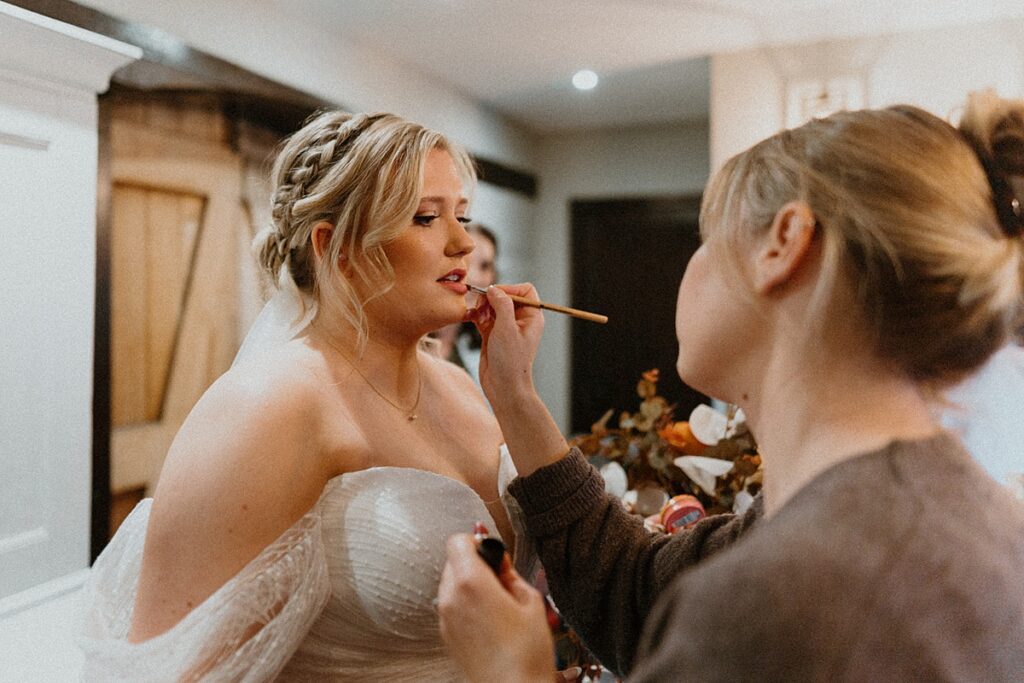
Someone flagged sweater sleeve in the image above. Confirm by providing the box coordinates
[508,448,762,676]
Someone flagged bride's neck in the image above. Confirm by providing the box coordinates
[309,316,422,387]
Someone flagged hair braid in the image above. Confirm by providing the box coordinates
[259,112,388,286]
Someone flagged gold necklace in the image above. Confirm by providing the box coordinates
[323,337,423,422]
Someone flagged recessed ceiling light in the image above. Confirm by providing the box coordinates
[572,69,598,91]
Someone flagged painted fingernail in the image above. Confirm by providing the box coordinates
[562,667,582,680]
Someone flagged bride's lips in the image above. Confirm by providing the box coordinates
[437,269,468,294]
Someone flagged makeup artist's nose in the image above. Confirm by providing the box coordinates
[446,218,475,256]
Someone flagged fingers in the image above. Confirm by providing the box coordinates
[443,534,486,578]
[485,286,519,332]
[442,534,534,602]
[505,573,542,606]
[493,283,539,299]
[487,284,543,332]
[556,667,583,682]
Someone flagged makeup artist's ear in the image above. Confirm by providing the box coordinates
[753,200,818,294]
[311,221,352,276]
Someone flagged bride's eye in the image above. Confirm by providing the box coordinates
[413,214,438,226]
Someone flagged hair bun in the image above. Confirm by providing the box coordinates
[959,90,1024,237]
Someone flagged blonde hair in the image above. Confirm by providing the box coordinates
[701,93,1024,389]
[254,111,476,347]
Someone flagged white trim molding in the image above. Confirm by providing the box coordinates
[0,129,50,150]
[0,568,90,619]
[0,2,141,95]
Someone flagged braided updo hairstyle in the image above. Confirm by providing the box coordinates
[254,111,476,345]
[700,91,1024,390]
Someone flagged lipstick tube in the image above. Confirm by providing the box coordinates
[473,522,506,575]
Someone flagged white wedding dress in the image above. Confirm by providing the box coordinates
[80,281,534,681]
[80,446,529,681]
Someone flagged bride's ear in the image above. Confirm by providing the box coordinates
[753,201,818,294]
[311,221,352,276]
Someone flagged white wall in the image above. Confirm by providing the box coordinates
[0,3,139,677]
[471,182,535,285]
[532,122,710,431]
[711,18,1024,169]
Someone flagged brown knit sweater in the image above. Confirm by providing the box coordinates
[508,432,1024,681]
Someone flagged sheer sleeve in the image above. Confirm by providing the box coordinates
[79,499,331,682]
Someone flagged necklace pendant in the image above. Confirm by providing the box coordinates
[408,413,417,422]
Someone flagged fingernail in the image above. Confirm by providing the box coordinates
[562,667,582,680]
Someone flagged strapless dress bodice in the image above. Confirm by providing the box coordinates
[80,446,528,682]
[281,459,515,681]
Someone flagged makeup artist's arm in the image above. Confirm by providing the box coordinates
[476,285,569,476]
[477,285,763,676]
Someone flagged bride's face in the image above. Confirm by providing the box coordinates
[372,148,475,334]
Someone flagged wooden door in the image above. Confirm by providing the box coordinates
[106,97,271,533]
[570,196,707,434]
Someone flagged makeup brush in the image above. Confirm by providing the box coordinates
[466,284,608,324]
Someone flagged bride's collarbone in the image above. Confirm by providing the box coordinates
[317,377,501,486]
[330,425,500,495]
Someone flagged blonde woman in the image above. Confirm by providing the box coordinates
[438,93,1024,681]
[81,112,523,681]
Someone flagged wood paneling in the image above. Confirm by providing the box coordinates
[106,101,260,524]
[110,183,204,425]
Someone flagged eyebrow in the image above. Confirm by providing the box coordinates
[418,196,469,206]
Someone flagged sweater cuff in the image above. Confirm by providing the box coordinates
[508,448,608,538]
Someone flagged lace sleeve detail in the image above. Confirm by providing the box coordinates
[79,500,331,682]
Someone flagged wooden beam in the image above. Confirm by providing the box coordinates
[475,156,538,198]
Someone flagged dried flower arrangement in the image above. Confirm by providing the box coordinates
[547,370,764,680]
[570,369,762,529]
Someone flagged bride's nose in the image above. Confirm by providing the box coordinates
[446,219,475,256]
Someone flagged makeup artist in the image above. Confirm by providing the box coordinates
[437,91,1024,681]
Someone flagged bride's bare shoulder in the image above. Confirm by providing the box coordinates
[129,342,341,641]
[183,343,329,438]
[152,340,337,519]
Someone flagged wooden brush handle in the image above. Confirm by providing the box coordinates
[506,293,608,324]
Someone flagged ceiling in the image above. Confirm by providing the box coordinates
[291,0,1024,133]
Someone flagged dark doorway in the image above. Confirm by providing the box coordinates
[570,195,707,435]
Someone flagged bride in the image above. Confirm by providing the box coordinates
[81,111,524,680]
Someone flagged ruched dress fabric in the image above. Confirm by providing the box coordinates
[80,446,530,682]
